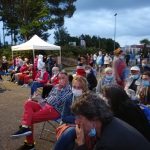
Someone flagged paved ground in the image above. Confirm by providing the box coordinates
[0,78,55,150]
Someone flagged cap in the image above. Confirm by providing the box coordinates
[130,66,140,71]
[76,66,86,77]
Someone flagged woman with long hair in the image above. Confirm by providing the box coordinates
[102,84,150,142]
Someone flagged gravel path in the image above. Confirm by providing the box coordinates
[0,79,54,150]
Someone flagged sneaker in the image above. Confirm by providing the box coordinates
[11,127,32,138]
[16,143,35,150]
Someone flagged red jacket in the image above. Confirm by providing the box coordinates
[35,71,49,84]
[19,64,29,73]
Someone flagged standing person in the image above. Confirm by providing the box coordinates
[72,92,150,150]
[37,54,45,71]
[53,76,89,150]
[11,72,73,150]
[46,55,55,77]
[113,48,128,88]
[96,51,103,73]
[125,53,130,66]
[93,53,97,67]
[85,65,97,91]
[33,55,38,71]
[1,56,8,73]
[102,84,150,142]
[104,53,112,67]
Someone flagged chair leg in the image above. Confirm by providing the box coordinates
[39,121,57,142]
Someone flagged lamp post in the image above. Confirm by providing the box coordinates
[114,13,117,51]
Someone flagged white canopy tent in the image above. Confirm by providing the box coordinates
[11,34,61,63]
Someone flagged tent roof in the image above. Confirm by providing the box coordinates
[11,35,61,51]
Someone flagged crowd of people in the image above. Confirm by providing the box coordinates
[0,48,150,150]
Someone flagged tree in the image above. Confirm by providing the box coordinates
[0,0,77,43]
[140,38,150,58]
[54,26,70,45]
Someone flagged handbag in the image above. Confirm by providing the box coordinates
[56,123,75,140]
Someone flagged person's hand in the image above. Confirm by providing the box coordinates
[75,124,85,146]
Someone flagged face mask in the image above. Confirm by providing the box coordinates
[85,70,90,74]
[142,80,150,87]
[132,74,140,80]
[105,75,113,80]
[142,63,147,67]
[88,128,96,137]
[120,56,124,60]
[72,88,82,97]
[53,71,58,75]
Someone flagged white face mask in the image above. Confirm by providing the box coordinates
[72,88,83,97]
[85,70,90,74]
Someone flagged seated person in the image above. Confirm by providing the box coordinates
[72,92,150,150]
[42,67,60,98]
[21,64,36,87]
[102,84,150,142]
[30,65,49,98]
[11,72,73,150]
[54,75,89,150]
[14,61,29,84]
[136,71,150,105]
[96,67,116,94]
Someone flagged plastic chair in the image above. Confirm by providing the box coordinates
[39,118,61,142]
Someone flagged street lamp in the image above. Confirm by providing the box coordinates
[114,13,117,51]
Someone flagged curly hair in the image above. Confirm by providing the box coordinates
[71,92,113,125]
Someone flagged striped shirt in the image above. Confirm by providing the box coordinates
[46,84,73,114]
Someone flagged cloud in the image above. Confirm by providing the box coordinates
[76,0,150,11]
[63,0,150,46]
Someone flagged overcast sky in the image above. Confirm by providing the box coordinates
[60,0,150,47]
[3,0,150,47]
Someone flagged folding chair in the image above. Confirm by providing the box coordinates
[39,118,62,142]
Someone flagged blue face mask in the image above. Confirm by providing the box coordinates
[132,74,140,80]
[142,80,150,87]
[105,75,113,80]
[120,56,124,60]
[88,128,96,137]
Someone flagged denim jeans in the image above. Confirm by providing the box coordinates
[53,126,76,150]
[31,81,43,95]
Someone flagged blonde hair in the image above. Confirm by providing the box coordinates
[72,75,88,92]
[104,67,112,73]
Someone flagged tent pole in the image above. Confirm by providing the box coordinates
[33,49,35,61]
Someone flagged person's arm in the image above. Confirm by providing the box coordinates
[74,125,87,150]
[62,96,75,124]
[96,79,102,94]
[39,72,49,84]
